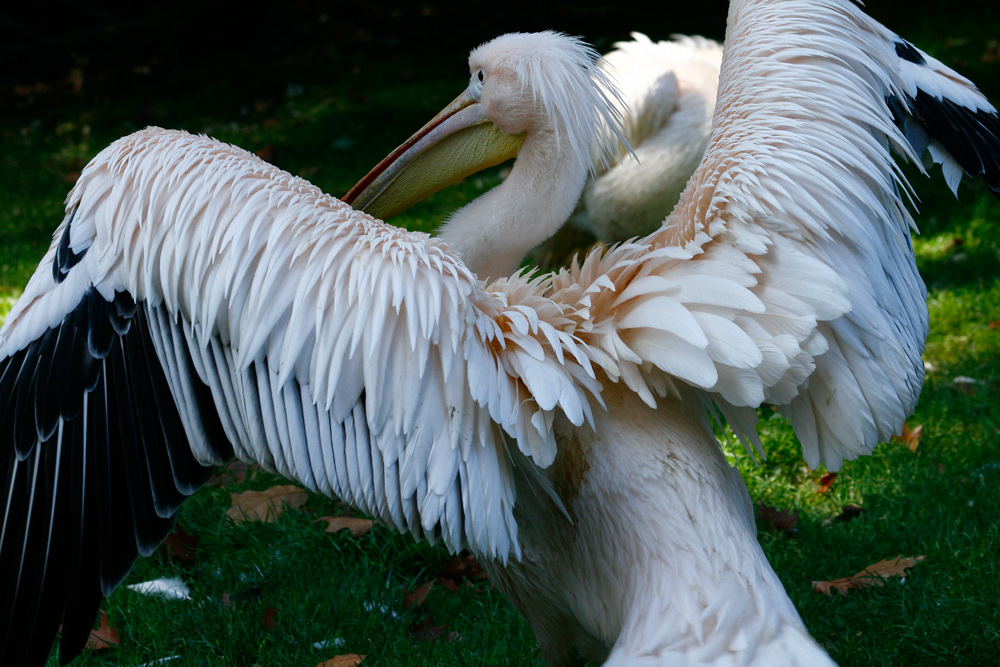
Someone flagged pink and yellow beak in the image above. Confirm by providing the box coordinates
[342,88,525,221]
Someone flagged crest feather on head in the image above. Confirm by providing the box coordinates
[470,31,631,175]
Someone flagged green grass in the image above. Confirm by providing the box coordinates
[1,6,999,666]
[59,477,540,666]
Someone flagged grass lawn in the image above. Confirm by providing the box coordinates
[1,2,998,665]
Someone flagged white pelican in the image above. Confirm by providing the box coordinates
[1,3,999,667]
[579,32,724,241]
[532,32,724,268]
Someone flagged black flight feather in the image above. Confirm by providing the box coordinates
[1,287,230,667]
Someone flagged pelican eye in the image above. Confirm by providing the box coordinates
[469,69,485,99]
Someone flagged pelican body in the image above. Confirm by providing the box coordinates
[2,1,1000,665]
[580,33,724,242]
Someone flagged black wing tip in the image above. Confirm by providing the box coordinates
[2,292,227,667]
[52,206,86,285]
[894,40,927,66]
[909,90,1000,196]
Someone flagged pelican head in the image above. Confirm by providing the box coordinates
[344,31,627,281]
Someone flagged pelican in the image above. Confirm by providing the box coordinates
[2,2,999,667]
[586,33,725,240]
[533,32,723,268]
[582,32,724,241]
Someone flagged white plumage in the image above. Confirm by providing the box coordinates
[1,2,999,666]
[582,32,724,240]
[533,32,723,268]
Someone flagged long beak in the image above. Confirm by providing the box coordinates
[343,88,525,221]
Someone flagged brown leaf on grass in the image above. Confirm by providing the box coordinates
[314,516,373,537]
[262,605,279,629]
[408,614,462,643]
[440,552,486,584]
[438,552,491,593]
[891,422,923,452]
[988,319,1000,330]
[67,68,84,95]
[403,581,434,610]
[315,655,366,667]
[834,504,864,522]
[161,524,198,563]
[14,82,51,98]
[438,576,461,592]
[756,504,799,533]
[226,485,308,523]
[817,471,838,493]
[812,555,925,596]
[208,460,260,487]
[85,610,120,650]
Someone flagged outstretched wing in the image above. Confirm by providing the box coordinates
[551,0,999,470]
[0,128,599,665]
[770,12,1000,468]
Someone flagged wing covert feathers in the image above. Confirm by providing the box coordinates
[647,0,931,468]
[2,127,609,564]
[624,0,995,468]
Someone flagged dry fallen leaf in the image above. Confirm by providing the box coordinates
[409,614,462,643]
[262,605,279,629]
[891,422,923,452]
[817,471,838,493]
[403,581,434,610]
[756,504,799,533]
[161,524,198,563]
[812,555,925,596]
[315,654,366,667]
[439,552,486,585]
[226,485,308,523]
[314,516,373,537]
[943,237,965,253]
[86,610,120,650]
[208,460,260,487]
[834,503,864,523]
[438,552,490,593]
